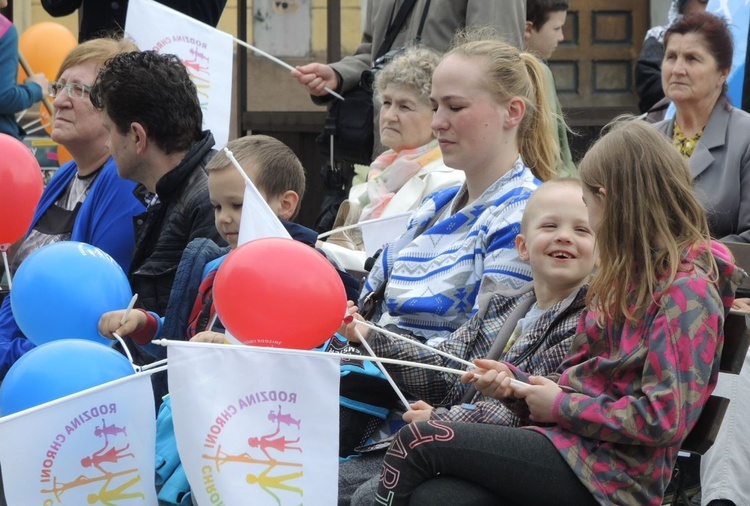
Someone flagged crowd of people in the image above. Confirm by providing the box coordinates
[1,0,749,505]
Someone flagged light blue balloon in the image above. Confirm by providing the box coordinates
[0,339,135,416]
[10,241,132,346]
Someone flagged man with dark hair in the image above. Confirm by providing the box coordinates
[90,50,225,323]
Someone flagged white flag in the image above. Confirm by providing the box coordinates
[168,342,340,505]
[125,0,234,147]
[238,180,292,246]
[0,373,157,505]
[360,212,411,257]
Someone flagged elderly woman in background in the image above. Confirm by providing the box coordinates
[321,46,464,271]
[654,12,750,506]
[0,37,146,378]
[654,11,750,242]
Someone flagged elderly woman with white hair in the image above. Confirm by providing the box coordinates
[320,45,464,271]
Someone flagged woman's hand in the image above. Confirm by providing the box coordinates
[190,331,227,344]
[511,376,562,423]
[403,400,434,423]
[98,310,146,340]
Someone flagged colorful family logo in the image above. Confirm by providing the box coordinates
[38,404,145,505]
[152,37,213,110]
[201,390,305,505]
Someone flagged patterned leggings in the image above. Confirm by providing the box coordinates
[375,421,599,506]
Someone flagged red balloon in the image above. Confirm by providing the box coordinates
[213,238,347,349]
[0,134,44,246]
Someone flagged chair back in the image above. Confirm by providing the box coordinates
[680,311,750,455]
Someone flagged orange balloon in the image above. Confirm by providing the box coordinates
[18,23,77,83]
[57,144,73,166]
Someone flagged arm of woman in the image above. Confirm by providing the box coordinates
[0,25,44,115]
[724,137,750,243]
[552,277,723,446]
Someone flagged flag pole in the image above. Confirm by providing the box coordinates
[18,52,55,118]
[231,37,345,101]
[154,339,473,378]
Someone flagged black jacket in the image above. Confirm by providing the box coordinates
[41,0,227,42]
[129,130,226,317]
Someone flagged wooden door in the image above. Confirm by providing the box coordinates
[549,0,650,114]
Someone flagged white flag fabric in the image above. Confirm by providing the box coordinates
[0,373,157,505]
[360,212,411,257]
[168,342,340,505]
[125,0,234,147]
[238,180,292,245]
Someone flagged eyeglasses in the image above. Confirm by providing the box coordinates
[49,82,92,99]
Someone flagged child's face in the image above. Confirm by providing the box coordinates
[517,184,595,293]
[525,10,567,59]
[208,168,246,249]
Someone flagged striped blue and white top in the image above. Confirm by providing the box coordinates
[360,157,539,343]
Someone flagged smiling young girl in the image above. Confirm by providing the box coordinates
[371,119,744,506]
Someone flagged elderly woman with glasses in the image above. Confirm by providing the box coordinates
[0,37,146,378]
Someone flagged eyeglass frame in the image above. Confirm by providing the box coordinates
[49,81,93,100]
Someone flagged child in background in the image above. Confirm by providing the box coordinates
[524,0,575,177]
[0,0,48,138]
[374,119,744,506]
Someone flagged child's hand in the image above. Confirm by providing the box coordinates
[190,331,227,344]
[341,301,369,343]
[462,358,516,399]
[403,401,434,423]
[98,310,146,340]
[511,376,562,423]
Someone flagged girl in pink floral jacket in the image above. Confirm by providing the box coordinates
[370,119,745,506]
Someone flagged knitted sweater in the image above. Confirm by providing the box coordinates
[360,157,538,341]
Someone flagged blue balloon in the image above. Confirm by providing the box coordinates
[10,241,132,346]
[0,339,134,416]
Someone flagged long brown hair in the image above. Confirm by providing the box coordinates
[579,118,715,322]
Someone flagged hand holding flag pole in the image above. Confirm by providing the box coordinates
[231,38,344,101]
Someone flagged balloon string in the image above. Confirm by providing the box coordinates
[112,332,136,371]
[1,250,11,290]
[356,328,411,411]
[354,319,475,369]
